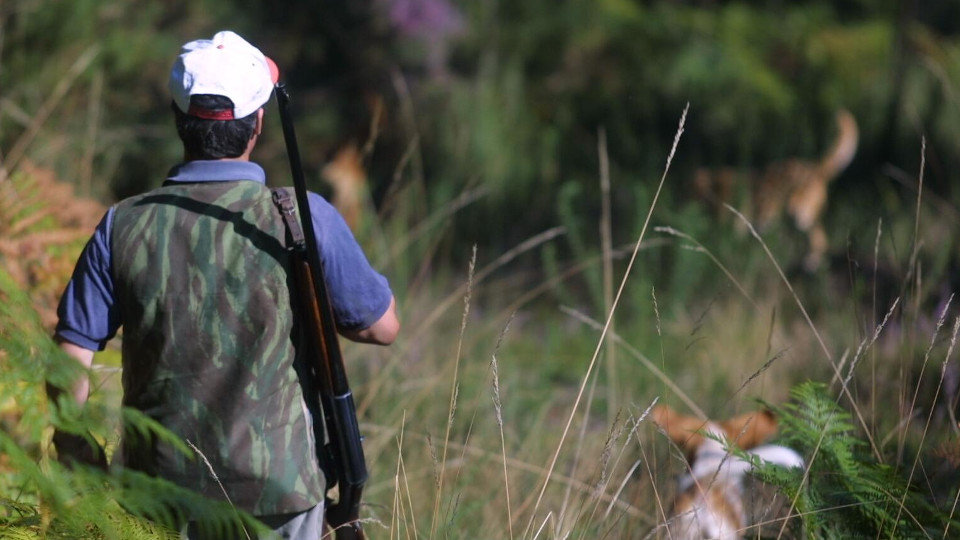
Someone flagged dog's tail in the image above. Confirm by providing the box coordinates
[818,109,858,180]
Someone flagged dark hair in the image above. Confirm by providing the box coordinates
[172,95,258,159]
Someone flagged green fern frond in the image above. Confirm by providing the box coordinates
[0,526,41,539]
[749,382,958,538]
[0,269,271,539]
[119,408,192,459]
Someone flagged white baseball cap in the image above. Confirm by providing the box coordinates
[169,30,279,120]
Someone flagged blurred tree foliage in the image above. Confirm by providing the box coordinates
[3,0,960,268]
[437,1,960,240]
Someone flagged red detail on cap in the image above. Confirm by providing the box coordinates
[265,56,280,84]
[217,44,224,49]
[187,105,235,120]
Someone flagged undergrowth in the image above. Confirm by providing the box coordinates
[749,382,959,538]
[2,59,960,538]
[5,116,960,539]
[0,268,267,539]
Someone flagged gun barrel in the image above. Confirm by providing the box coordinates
[275,82,368,539]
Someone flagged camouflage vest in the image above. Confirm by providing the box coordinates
[111,180,325,515]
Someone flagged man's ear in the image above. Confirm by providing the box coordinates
[255,108,264,137]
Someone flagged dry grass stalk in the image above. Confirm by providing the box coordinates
[429,246,476,539]
[425,432,440,491]
[2,46,100,183]
[948,466,960,537]
[897,294,953,462]
[726,203,881,460]
[383,186,487,268]
[361,95,385,160]
[842,296,900,390]
[726,204,833,364]
[362,423,652,523]
[380,67,426,220]
[651,287,670,407]
[490,313,516,540]
[382,134,421,218]
[655,225,758,309]
[409,226,566,345]
[444,315,519,511]
[908,137,926,282]
[636,425,671,536]
[604,399,658,520]
[824,296,901,462]
[486,240,664,332]
[557,338,603,531]
[391,420,401,539]
[359,226,568,420]
[560,305,706,420]
[522,103,688,538]
[532,512,555,540]
[391,410,418,540]
[605,458,643,520]
[733,348,788,398]
[896,143,928,445]
[401,424,418,539]
[577,409,628,531]
[558,397,621,536]
[747,501,869,534]
[892,313,960,536]
[651,287,662,340]
[871,217,883,434]
[186,440,252,540]
[598,126,617,425]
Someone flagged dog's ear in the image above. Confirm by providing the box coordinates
[651,405,707,453]
[720,409,778,450]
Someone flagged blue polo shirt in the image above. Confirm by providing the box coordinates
[56,160,392,351]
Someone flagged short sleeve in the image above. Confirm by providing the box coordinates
[308,192,392,331]
[55,208,121,351]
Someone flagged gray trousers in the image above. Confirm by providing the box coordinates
[181,502,324,540]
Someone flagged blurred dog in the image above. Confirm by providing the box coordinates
[693,109,858,271]
[321,143,369,233]
[652,405,804,539]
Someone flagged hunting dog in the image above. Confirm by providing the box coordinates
[693,109,859,271]
[652,405,804,539]
[322,143,369,233]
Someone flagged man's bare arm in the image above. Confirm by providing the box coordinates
[340,296,400,345]
[50,337,108,468]
[54,337,96,405]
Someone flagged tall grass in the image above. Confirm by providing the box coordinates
[350,116,960,539]
[4,21,960,534]
[4,115,960,538]
[3,121,960,540]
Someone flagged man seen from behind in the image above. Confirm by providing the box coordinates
[53,30,399,539]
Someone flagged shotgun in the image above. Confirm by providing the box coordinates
[275,82,367,540]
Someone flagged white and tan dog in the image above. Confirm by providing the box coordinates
[652,405,804,539]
